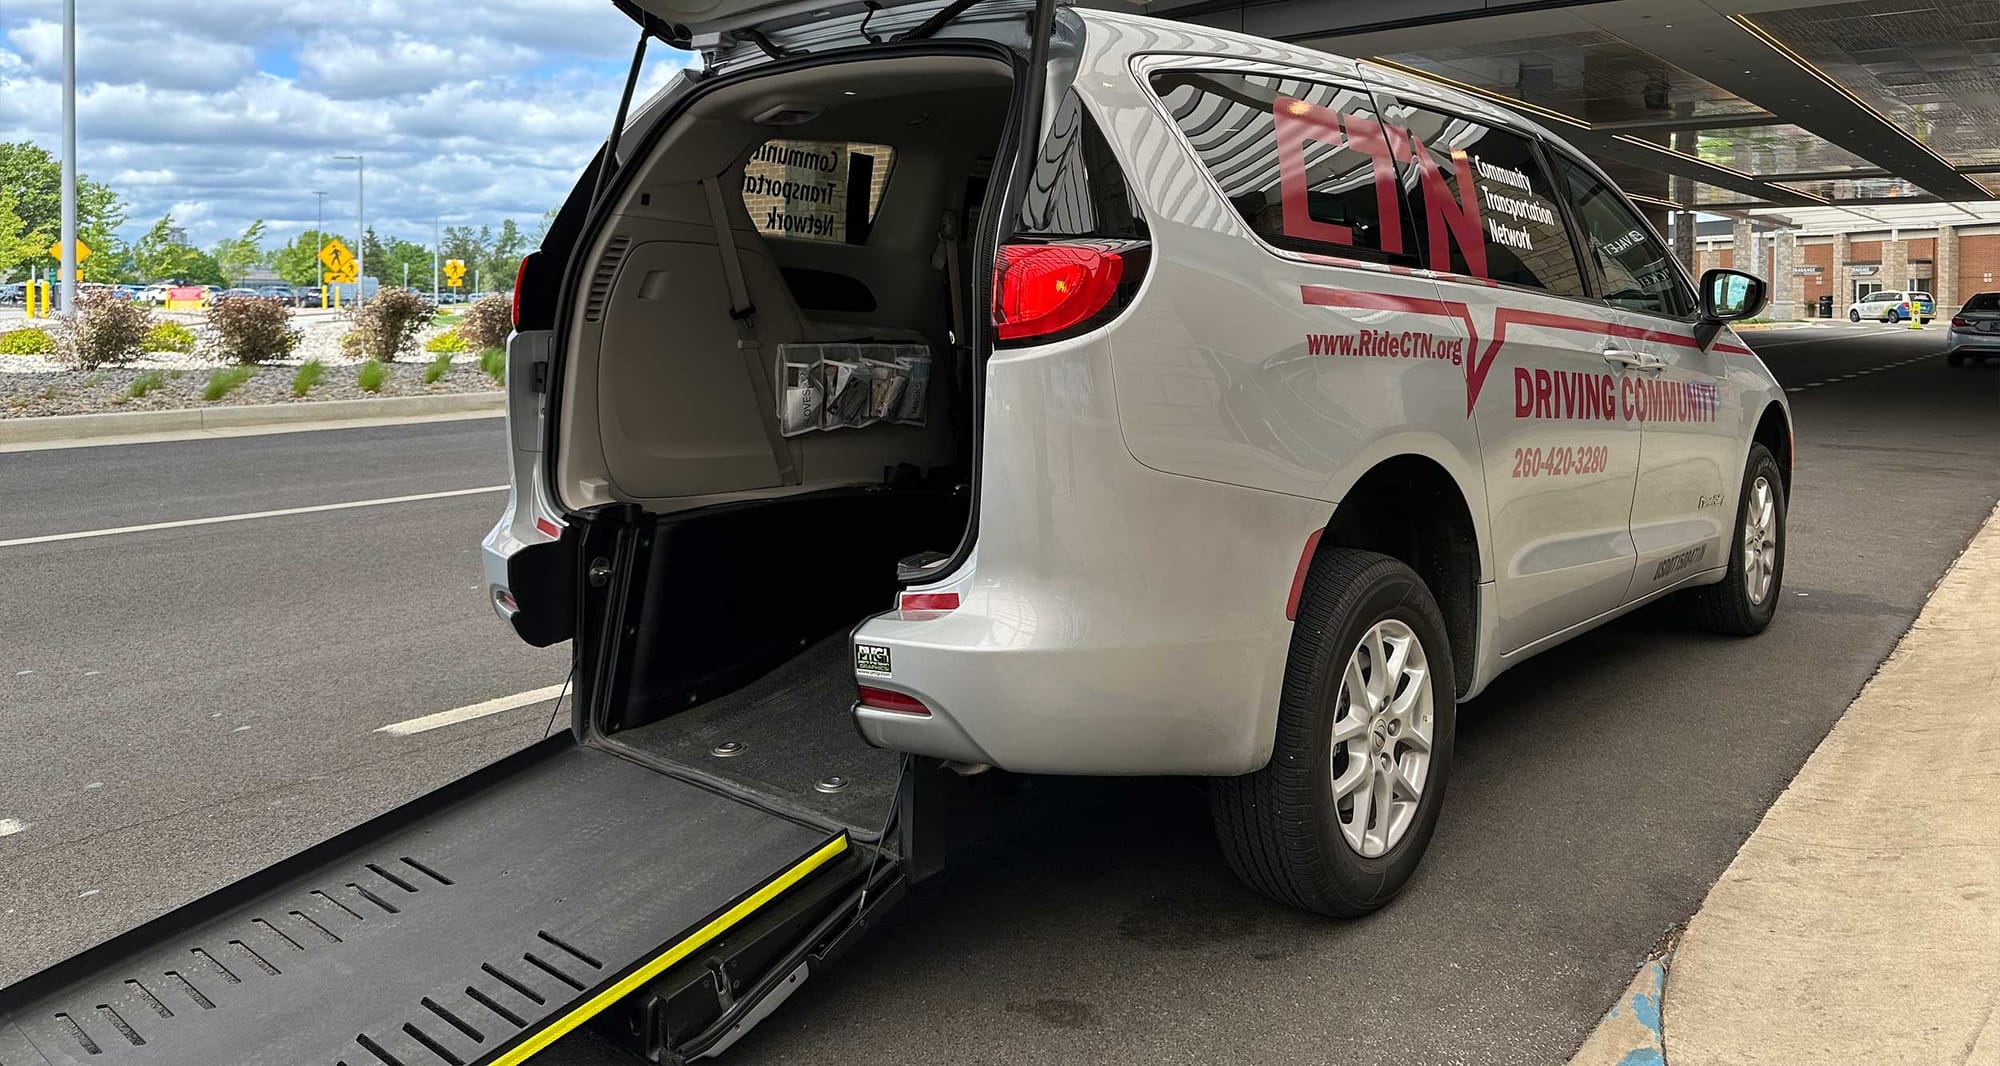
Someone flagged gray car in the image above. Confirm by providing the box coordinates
[1947,292,2000,366]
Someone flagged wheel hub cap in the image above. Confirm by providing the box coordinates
[1742,476,1778,605]
[1329,619,1435,858]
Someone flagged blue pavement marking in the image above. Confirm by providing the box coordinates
[1606,957,1669,1066]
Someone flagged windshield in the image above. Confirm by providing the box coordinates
[1964,293,2000,311]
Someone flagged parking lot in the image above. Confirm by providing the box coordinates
[0,323,1991,1062]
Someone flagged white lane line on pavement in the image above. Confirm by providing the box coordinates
[375,684,567,736]
[0,485,506,549]
[0,818,28,838]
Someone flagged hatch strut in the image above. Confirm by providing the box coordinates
[898,0,995,40]
[587,24,653,218]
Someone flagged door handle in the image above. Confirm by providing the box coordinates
[1603,348,1665,372]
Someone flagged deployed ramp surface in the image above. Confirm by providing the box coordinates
[0,739,848,1066]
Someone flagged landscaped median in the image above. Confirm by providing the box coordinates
[0,391,503,446]
[0,288,509,420]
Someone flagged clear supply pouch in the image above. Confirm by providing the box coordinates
[818,350,870,430]
[775,344,823,437]
[864,357,907,423]
[895,348,931,424]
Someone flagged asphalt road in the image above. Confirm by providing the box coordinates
[1,323,1994,1065]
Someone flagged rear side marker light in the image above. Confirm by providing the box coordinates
[857,686,930,717]
[534,517,561,539]
[993,244,1125,340]
[899,592,959,612]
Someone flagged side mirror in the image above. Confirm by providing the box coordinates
[1697,268,1766,348]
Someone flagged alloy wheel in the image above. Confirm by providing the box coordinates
[1328,619,1435,858]
[1743,476,1779,605]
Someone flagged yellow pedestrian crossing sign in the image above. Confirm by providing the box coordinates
[319,238,358,284]
[443,259,467,288]
[48,238,91,263]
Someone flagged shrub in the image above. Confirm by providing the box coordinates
[82,373,104,388]
[458,295,513,350]
[291,359,326,397]
[143,320,197,353]
[202,366,255,401]
[204,295,299,364]
[0,327,57,356]
[53,290,152,369]
[423,351,454,385]
[425,329,468,354]
[343,287,434,362]
[356,359,389,392]
[478,347,506,384]
[128,371,167,398]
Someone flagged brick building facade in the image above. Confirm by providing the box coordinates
[1696,225,2000,318]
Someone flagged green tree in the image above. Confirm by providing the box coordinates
[130,213,224,285]
[530,206,559,247]
[363,227,389,276]
[270,228,337,286]
[0,188,49,280]
[0,141,127,273]
[481,218,526,292]
[378,237,435,291]
[211,219,268,284]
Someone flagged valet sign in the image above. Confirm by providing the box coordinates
[744,140,848,241]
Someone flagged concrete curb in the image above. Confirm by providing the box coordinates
[0,392,503,445]
[1570,952,1671,1066]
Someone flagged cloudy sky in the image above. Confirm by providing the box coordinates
[0,0,694,249]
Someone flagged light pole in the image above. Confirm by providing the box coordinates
[333,153,364,305]
[58,0,77,314]
[313,190,327,302]
[432,217,441,304]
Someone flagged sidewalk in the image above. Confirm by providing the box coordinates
[1577,504,2000,1065]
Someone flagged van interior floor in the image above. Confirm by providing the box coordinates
[608,633,901,833]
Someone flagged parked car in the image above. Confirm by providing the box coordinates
[0,282,23,306]
[0,6,1799,1059]
[1947,292,2000,366]
[1848,289,1934,323]
[210,287,260,303]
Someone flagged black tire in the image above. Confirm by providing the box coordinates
[1212,549,1456,917]
[1687,444,1786,635]
[1848,308,1861,322]
[1947,351,1966,367]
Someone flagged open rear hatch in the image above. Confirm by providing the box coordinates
[0,738,874,1066]
[4,2,1070,1061]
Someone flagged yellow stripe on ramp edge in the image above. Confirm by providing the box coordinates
[492,833,851,1065]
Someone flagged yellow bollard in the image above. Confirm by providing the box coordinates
[1908,298,1923,329]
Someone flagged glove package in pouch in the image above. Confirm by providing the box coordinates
[775,342,932,434]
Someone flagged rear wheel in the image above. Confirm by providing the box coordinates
[1212,549,1456,917]
[1687,444,1786,635]
[1947,350,1966,366]
[1848,308,1861,322]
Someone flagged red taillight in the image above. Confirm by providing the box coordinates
[898,592,959,612]
[857,686,930,716]
[1952,315,1969,328]
[993,244,1124,341]
[511,253,534,328]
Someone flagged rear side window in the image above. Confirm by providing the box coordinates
[1386,104,1584,297]
[1149,70,1415,265]
[1550,155,1694,318]
[742,139,895,245]
[1965,293,2000,311]
[1017,91,1148,240]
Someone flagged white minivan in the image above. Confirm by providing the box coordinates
[0,5,1795,1063]
[487,0,1789,918]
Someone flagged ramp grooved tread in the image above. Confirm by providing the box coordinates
[0,742,838,1066]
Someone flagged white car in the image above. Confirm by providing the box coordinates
[0,3,1795,1059]
[1848,289,1935,322]
[486,3,1790,918]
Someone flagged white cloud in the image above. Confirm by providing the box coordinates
[0,1,692,249]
